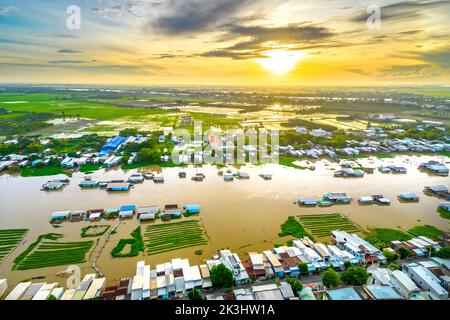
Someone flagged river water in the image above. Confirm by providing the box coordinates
[0,155,448,287]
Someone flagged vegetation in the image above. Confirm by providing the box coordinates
[79,164,102,174]
[20,166,72,177]
[383,249,398,263]
[365,228,412,249]
[81,225,110,238]
[322,268,341,288]
[0,110,55,136]
[187,288,204,300]
[143,220,207,256]
[387,263,401,271]
[13,233,93,270]
[0,229,28,262]
[298,263,309,274]
[279,216,314,240]
[210,263,234,289]
[342,266,370,286]
[397,247,412,259]
[408,225,444,241]
[298,214,361,238]
[278,156,314,170]
[111,227,144,258]
[194,250,204,256]
[437,207,450,220]
[436,247,450,259]
[287,277,303,293]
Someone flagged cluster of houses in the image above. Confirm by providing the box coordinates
[50,204,200,223]
[283,122,449,161]
[2,229,449,301]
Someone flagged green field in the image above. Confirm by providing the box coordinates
[0,93,171,121]
[0,229,28,263]
[144,220,208,256]
[81,225,110,238]
[111,227,144,258]
[408,225,444,241]
[278,156,314,170]
[279,216,314,240]
[13,233,93,270]
[298,213,362,238]
[20,166,72,177]
[79,164,102,174]
[365,228,412,248]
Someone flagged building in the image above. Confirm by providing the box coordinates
[101,136,127,155]
[326,287,361,300]
[404,263,448,300]
[184,204,200,214]
[220,250,250,286]
[83,278,106,300]
[364,285,402,300]
[389,270,420,299]
[331,230,384,265]
[263,250,284,277]
[252,284,284,300]
[106,182,131,192]
[0,279,7,299]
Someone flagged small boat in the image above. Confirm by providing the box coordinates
[218,171,224,176]
[259,173,272,180]
[144,173,154,180]
[178,172,187,178]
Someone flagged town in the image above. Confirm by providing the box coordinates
[2,229,449,301]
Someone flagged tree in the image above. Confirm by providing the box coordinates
[120,128,139,137]
[322,268,341,288]
[436,247,450,259]
[298,263,309,275]
[287,277,303,293]
[387,263,401,271]
[188,288,204,300]
[344,261,352,270]
[342,266,370,286]
[210,264,234,289]
[47,294,57,300]
[397,247,412,259]
[137,148,161,163]
[383,249,398,263]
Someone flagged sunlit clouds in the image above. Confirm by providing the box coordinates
[0,0,449,85]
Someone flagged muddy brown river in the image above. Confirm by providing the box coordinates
[0,155,449,287]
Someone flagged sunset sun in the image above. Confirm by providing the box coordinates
[256,50,306,76]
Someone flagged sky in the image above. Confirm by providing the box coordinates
[0,0,449,86]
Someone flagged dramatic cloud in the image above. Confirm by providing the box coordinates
[58,49,82,54]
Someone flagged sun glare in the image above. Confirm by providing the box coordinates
[256,50,306,76]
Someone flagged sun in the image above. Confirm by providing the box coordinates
[256,50,306,76]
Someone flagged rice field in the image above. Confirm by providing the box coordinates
[298,213,362,238]
[0,229,28,263]
[144,220,208,256]
[13,233,94,270]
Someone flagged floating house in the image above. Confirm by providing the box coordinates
[119,205,136,219]
[192,173,205,181]
[323,193,353,204]
[419,161,449,176]
[298,198,318,207]
[79,180,98,188]
[398,193,420,202]
[334,169,364,178]
[424,185,449,199]
[236,172,250,179]
[137,206,159,221]
[106,182,131,192]
[128,174,144,183]
[372,195,391,205]
[184,204,200,214]
[224,173,235,182]
[42,181,65,191]
[153,175,164,183]
[89,212,102,222]
[71,210,84,221]
[178,172,187,178]
[51,211,71,222]
[259,173,272,180]
[358,196,374,204]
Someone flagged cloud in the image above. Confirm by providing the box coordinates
[349,0,450,23]
[149,0,279,35]
[58,49,82,54]
[48,60,87,64]
[380,64,449,77]
[200,23,334,60]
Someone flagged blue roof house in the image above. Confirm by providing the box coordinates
[101,136,127,155]
[184,205,200,214]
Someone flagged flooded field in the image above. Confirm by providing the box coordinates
[0,155,449,287]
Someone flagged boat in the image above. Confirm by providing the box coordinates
[218,171,224,176]
[259,173,272,180]
[298,198,318,207]
[128,173,144,183]
[178,172,187,178]
[144,173,154,180]
[153,175,164,183]
[192,173,205,181]
[224,174,234,181]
